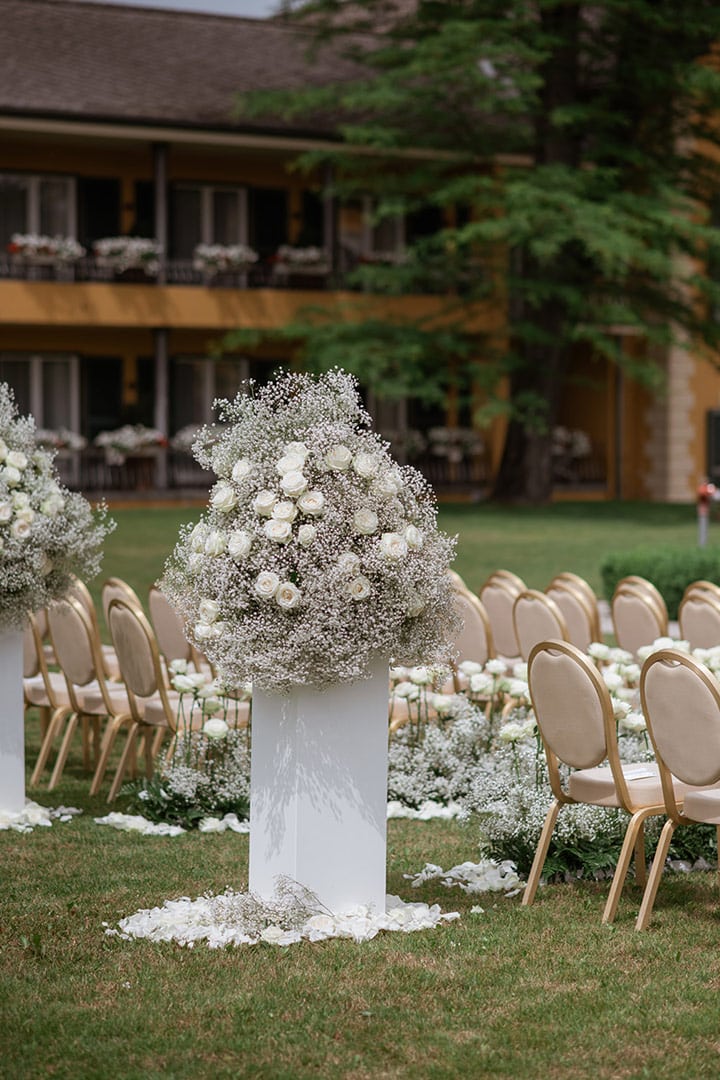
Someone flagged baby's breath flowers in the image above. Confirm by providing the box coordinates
[0,383,112,628]
[161,369,457,692]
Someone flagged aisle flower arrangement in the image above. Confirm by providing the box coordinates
[161,369,457,692]
[0,384,112,629]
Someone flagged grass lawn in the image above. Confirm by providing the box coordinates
[4,500,720,1079]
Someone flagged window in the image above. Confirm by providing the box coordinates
[170,185,248,259]
[338,197,404,259]
[0,174,76,242]
[0,353,80,431]
[170,357,283,432]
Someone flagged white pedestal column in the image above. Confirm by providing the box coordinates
[249,656,389,915]
[0,629,25,813]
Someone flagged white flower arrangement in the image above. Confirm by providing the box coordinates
[34,428,88,451]
[161,369,457,692]
[92,236,162,276]
[94,424,166,465]
[0,383,112,629]
[7,233,85,263]
[192,243,259,274]
[274,245,329,271]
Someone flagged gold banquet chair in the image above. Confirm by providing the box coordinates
[148,585,210,677]
[546,573,601,647]
[611,583,668,656]
[617,575,669,627]
[68,574,121,681]
[24,611,71,755]
[636,650,720,930]
[523,640,685,924]
[512,589,569,663]
[479,572,525,664]
[678,590,720,651]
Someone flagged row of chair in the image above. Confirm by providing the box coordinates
[523,638,720,930]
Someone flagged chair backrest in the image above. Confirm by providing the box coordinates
[528,639,614,772]
[513,590,569,662]
[448,569,468,591]
[551,571,596,609]
[488,569,527,593]
[678,591,720,650]
[47,596,117,716]
[683,579,720,603]
[101,577,143,627]
[108,597,175,726]
[641,649,720,791]
[611,584,667,655]
[450,588,494,666]
[545,580,597,651]
[148,586,193,665]
[616,575,668,626]
[479,575,523,658]
[24,617,40,679]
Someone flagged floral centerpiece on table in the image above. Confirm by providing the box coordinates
[161,369,457,693]
[0,384,112,630]
[92,237,162,276]
[193,243,258,275]
[7,233,85,263]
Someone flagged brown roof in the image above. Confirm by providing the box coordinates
[0,0,363,135]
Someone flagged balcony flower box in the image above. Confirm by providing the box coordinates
[6,233,85,264]
[93,237,163,277]
[192,243,259,276]
[273,245,330,276]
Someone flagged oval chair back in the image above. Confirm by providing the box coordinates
[612,583,667,655]
[513,590,569,662]
[108,597,177,727]
[148,586,195,668]
[451,587,494,667]
[678,591,720,651]
[616,576,668,627]
[479,575,523,659]
[545,580,597,652]
[102,576,143,627]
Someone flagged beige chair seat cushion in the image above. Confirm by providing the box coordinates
[24,672,70,708]
[568,762,686,808]
[681,786,720,824]
[79,684,134,716]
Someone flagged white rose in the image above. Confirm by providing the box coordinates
[297,524,316,547]
[276,581,302,610]
[379,532,408,560]
[0,437,6,461]
[40,494,64,517]
[264,519,292,544]
[284,441,310,460]
[254,571,280,599]
[190,523,209,552]
[203,717,229,740]
[15,508,34,525]
[374,469,403,496]
[353,508,378,535]
[326,445,353,471]
[12,492,29,509]
[406,592,425,617]
[297,490,325,516]
[198,599,220,624]
[588,642,611,661]
[11,518,31,539]
[227,530,252,560]
[337,552,361,575]
[231,458,253,482]
[173,673,199,692]
[459,660,483,676]
[6,450,27,470]
[405,524,423,550]
[204,530,227,556]
[348,575,372,601]
[485,658,507,676]
[169,659,188,675]
[353,452,380,478]
[4,465,21,487]
[253,490,277,517]
[409,666,430,685]
[280,470,308,497]
[272,500,298,522]
[210,480,238,514]
[202,697,223,716]
[194,622,215,642]
[0,502,12,523]
[188,552,204,573]
[276,452,305,475]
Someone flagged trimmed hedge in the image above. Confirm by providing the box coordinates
[600,546,720,620]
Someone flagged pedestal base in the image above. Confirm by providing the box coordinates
[0,629,25,813]
[249,657,389,914]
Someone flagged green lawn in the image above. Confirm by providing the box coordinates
[5,500,720,1080]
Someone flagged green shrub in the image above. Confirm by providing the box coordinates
[600,545,720,619]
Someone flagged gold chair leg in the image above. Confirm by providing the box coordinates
[522,799,561,907]
[636,818,676,931]
[90,716,128,796]
[107,722,139,802]
[634,820,647,888]
[30,707,69,786]
[151,727,166,761]
[48,713,79,790]
[602,808,655,925]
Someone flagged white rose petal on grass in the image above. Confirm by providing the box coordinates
[272,500,298,523]
[255,571,280,600]
[353,452,380,479]
[227,530,252,560]
[231,458,253,483]
[276,452,305,476]
[280,471,308,498]
[203,717,229,740]
[296,490,325,517]
[264,519,292,544]
[379,533,408,560]
[348,575,372,601]
[405,524,424,550]
[210,481,238,514]
[326,445,353,471]
[353,508,378,535]
[204,530,227,556]
[276,582,302,610]
[297,524,317,548]
[253,490,277,517]
[337,552,361,575]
